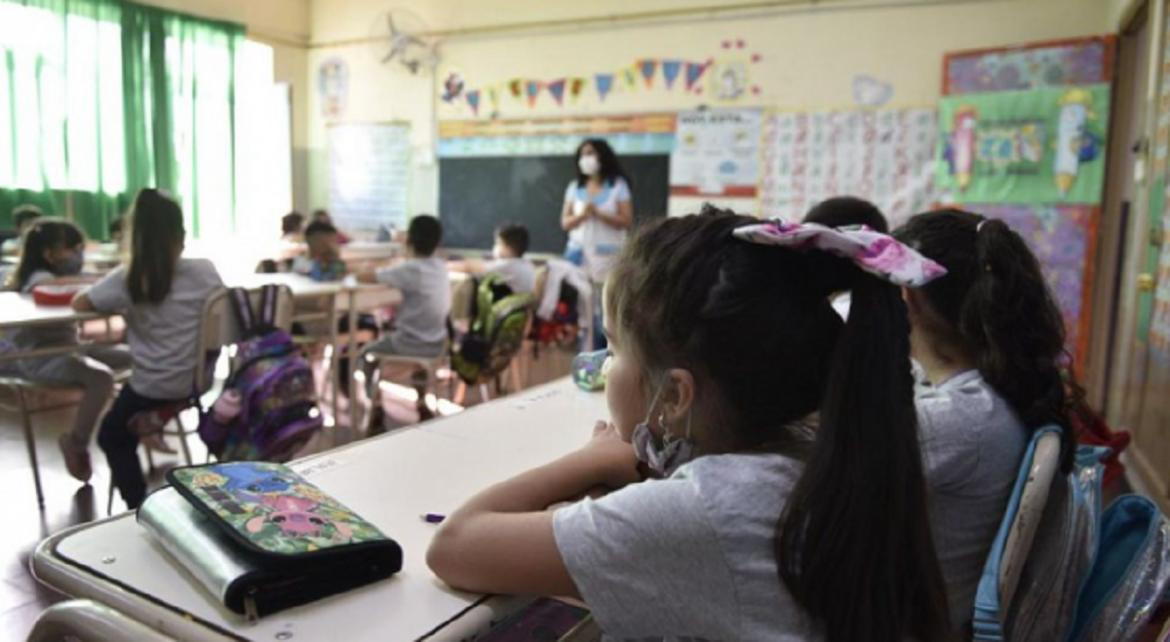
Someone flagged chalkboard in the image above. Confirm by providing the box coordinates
[438,155,669,253]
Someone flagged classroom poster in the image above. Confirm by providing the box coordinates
[327,123,410,230]
[936,84,1111,205]
[943,37,1114,94]
[669,108,762,197]
[963,204,1096,354]
[436,113,676,158]
[759,107,938,224]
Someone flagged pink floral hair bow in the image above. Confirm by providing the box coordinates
[732,219,947,287]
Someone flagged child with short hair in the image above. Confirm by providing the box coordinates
[450,223,537,295]
[73,189,224,509]
[427,207,951,641]
[294,220,346,282]
[281,211,305,243]
[3,219,130,482]
[895,209,1076,630]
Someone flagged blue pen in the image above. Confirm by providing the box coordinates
[421,513,445,524]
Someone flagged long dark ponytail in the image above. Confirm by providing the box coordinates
[606,206,949,642]
[126,189,185,304]
[895,209,1075,471]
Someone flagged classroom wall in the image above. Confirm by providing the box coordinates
[304,0,1113,222]
[136,0,314,211]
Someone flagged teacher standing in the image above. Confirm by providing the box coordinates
[560,138,633,285]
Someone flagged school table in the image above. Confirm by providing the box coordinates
[32,378,608,641]
[0,292,112,361]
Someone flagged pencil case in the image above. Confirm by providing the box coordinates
[137,461,402,619]
[31,283,86,306]
[571,349,611,391]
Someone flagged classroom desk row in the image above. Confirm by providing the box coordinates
[32,378,605,641]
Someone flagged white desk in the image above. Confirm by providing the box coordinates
[33,379,607,641]
[0,292,112,362]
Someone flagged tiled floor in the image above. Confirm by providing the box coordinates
[0,344,575,640]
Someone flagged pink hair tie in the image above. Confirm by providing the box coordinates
[732,219,947,288]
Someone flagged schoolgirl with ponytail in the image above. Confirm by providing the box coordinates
[428,205,951,641]
[895,209,1077,632]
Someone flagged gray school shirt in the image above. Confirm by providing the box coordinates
[86,258,224,399]
[375,257,451,355]
[553,453,822,641]
[484,258,536,295]
[916,368,1027,629]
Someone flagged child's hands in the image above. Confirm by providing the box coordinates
[578,420,641,489]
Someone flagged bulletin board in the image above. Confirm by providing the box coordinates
[941,36,1116,366]
[758,107,938,225]
[670,108,762,198]
[327,122,411,231]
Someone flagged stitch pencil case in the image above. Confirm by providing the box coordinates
[137,461,402,619]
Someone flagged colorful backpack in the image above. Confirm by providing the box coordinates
[198,285,323,462]
[450,274,533,385]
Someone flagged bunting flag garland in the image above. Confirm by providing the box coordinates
[569,77,585,101]
[662,60,682,89]
[488,87,499,111]
[547,78,566,105]
[525,80,542,107]
[466,90,481,115]
[638,59,657,87]
[595,73,614,101]
[620,66,638,91]
[685,61,708,91]
[508,79,523,99]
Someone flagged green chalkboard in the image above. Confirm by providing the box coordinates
[438,155,669,253]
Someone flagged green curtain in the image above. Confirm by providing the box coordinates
[0,0,242,240]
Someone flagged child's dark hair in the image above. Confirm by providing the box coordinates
[304,220,338,239]
[495,223,529,257]
[13,204,44,230]
[282,211,305,235]
[803,196,889,233]
[407,215,442,257]
[606,206,949,642]
[311,209,331,223]
[108,215,124,239]
[574,138,631,188]
[9,218,84,290]
[126,189,185,304]
[895,209,1076,470]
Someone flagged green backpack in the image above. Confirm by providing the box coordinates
[450,274,533,385]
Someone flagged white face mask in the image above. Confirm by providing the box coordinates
[578,154,600,176]
[631,382,695,477]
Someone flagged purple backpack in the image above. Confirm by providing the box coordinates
[198,285,323,462]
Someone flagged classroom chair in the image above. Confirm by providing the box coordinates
[107,285,296,514]
[363,337,451,427]
[972,426,1062,640]
[452,305,536,405]
[27,599,171,642]
[0,359,131,507]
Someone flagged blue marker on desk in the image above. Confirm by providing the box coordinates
[422,513,445,524]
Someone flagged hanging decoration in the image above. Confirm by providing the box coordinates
[508,79,523,99]
[569,77,586,101]
[465,90,480,116]
[685,61,709,92]
[525,80,542,107]
[621,67,638,91]
[441,72,464,103]
[638,59,658,88]
[317,58,349,119]
[595,73,614,101]
[662,60,682,89]
[547,79,567,106]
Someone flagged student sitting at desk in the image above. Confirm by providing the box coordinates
[357,215,450,416]
[1,219,130,482]
[449,223,536,295]
[312,209,351,244]
[73,189,224,509]
[293,220,347,282]
[281,211,305,244]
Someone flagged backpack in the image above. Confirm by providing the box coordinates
[532,280,580,347]
[198,285,323,462]
[450,274,533,385]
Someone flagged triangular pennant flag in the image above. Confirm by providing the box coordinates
[595,73,614,101]
[621,67,638,90]
[525,80,541,107]
[547,78,566,106]
[639,59,658,88]
[508,79,523,99]
[662,60,682,89]
[466,90,480,115]
[569,77,585,101]
[488,87,499,111]
[685,61,708,91]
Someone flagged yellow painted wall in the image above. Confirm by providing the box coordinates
[305,0,1113,218]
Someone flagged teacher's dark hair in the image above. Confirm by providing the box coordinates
[606,206,950,642]
[575,138,631,189]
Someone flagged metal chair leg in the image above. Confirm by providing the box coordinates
[107,482,115,516]
[18,388,44,507]
[174,415,194,466]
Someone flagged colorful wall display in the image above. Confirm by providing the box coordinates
[1148,14,1170,362]
[936,84,1110,205]
[436,113,677,158]
[944,36,1114,95]
[317,58,349,120]
[759,107,938,224]
[670,108,761,197]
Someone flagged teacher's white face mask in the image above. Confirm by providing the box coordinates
[578,154,600,176]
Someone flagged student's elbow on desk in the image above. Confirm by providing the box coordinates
[71,291,94,312]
